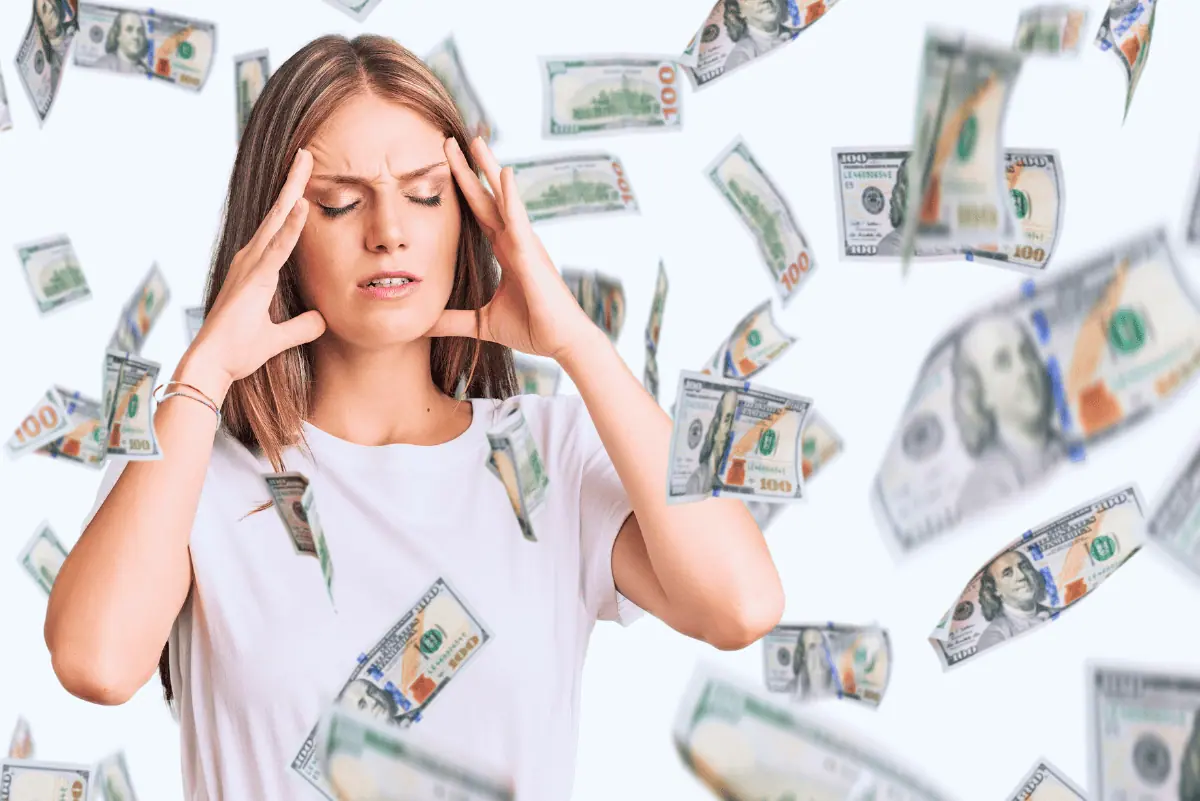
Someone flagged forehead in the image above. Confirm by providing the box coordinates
[307,92,445,174]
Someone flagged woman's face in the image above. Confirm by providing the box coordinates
[296,92,461,351]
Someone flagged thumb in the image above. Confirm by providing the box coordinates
[428,308,483,340]
[274,309,327,351]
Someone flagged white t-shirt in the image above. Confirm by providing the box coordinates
[84,394,639,800]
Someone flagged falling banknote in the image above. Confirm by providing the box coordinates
[315,707,513,801]
[14,0,78,124]
[292,578,490,796]
[1146,431,1200,587]
[1088,664,1200,801]
[900,31,1023,266]
[562,267,625,342]
[644,259,668,401]
[668,371,812,505]
[930,485,1145,670]
[512,354,561,396]
[674,664,953,801]
[1095,0,1158,120]
[74,3,216,90]
[322,0,384,22]
[540,55,681,137]
[873,228,1200,555]
[35,387,107,469]
[425,35,496,144]
[762,623,891,707]
[234,49,269,140]
[6,388,72,460]
[1015,6,1089,55]
[7,718,32,760]
[0,69,10,131]
[0,760,90,801]
[707,136,816,306]
[17,521,68,595]
[506,153,638,223]
[486,401,549,542]
[102,350,161,460]
[109,263,170,354]
[1004,758,1087,800]
[746,409,845,531]
[94,751,138,801]
[701,299,795,380]
[14,234,92,315]
[263,472,336,603]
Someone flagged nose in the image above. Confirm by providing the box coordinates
[365,194,407,254]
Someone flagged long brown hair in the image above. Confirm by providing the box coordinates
[157,34,515,704]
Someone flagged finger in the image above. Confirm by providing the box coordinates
[498,166,532,233]
[445,137,504,233]
[273,309,327,351]
[245,148,314,263]
[257,198,309,273]
[470,137,507,215]
[427,308,486,340]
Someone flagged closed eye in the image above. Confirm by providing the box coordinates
[407,193,442,207]
[319,200,360,218]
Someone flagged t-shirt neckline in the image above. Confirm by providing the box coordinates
[298,397,490,465]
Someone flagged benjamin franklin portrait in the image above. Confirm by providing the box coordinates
[93,10,148,74]
[685,390,738,496]
[977,550,1054,651]
[722,0,800,74]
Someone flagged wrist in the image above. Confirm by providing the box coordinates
[554,325,612,377]
[173,348,233,408]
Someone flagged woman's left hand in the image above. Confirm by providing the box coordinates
[430,136,598,363]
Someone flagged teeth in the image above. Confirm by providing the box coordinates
[367,277,412,287]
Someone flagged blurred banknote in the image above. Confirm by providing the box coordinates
[746,409,844,530]
[315,707,513,801]
[109,263,169,353]
[0,70,12,131]
[708,137,815,306]
[562,268,625,342]
[930,486,1144,670]
[234,49,269,140]
[873,228,1200,554]
[901,32,1023,263]
[75,4,216,90]
[762,623,891,707]
[1188,161,1200,249]
[15,234,91,315]
[486,401,549,542]
[1015,6,1089,54]
[35,387,106,469]
[507,153,638,223]
[702,299,795,379]
[1089,664,1200,800]
[1146,432,1200,585]
[644,259,668,400]
[18,521,68,595]
[833,148,1064,270]
[183,306,205,343]
[512,354,561,396]
[292,578,490,795]
[0,760,90,800]
[425,36,495,144]
[102,350,161,460]
[264,472,335,603]
[6,388,72,459]
[7,718,32,760]
[674,664,952,800]
[1005,758,1087,800]
[1095,0,1158,120]
[680,0,842,90]
[14,0,78,124]
[540,55,681,137]
[95,751,138,801]
[669,371,811,505]
[322,0,383,22]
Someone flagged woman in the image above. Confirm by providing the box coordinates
[44,34,783,800]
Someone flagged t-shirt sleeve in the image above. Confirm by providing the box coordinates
[82,459,128,531]
[572,398,642,627]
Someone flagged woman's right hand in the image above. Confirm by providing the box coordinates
[183,148,326,404]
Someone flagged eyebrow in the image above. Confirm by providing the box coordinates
[311,160,449,186]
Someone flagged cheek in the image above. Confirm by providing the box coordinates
[294,221,352,305]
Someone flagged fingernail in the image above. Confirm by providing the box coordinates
[447,137,461,153]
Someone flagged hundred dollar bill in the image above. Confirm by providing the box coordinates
[75,4,216,90]
[0,759,90,800]
[95,751,137,801]
[14,0,78,124]
[264,472,335,603]
[35,387,106,469]
[425,35,496,144]
[644,259,668,401]
[292,578,490,797]
[1187,147,1200,249]
[873,228,1200,554]
[1088,664,1200,800]
[963,150,1065,272]
[762,623,891,707]
[6,389,72,459]
[678,25,702,68]
[102,350,161,460]
[322,0,384,22]
[1015,6,1089,55]
[234,49,269,140]
[900,32,1023,265]
[930,486,1145,670]
[486,401,549,542]
[669,370,811,505]
[1095,0,1158,120]
[0,69,11,131]
[562,268,625,342]
[1146,431,1200,584]
[183,306,204,343]
[15,234,91,315]
[674,664,953,801]
[109,263,169,354]
[1005,757,1087,800]
[505,153,638,223]
[680,0,843,91]
[7,718,32,760]
[707,137,816,306]
[17,521,68,596]
[746,408,844,530]
[315,707,513,801]
[512,354,561,396]
[540,55,682,137]
[702,299,795,380]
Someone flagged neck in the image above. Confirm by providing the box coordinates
[306,335,468,447]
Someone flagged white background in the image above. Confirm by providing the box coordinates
[2,0,1200,798]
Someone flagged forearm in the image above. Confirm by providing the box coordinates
[45,351,230,703]
[560,331,783,639]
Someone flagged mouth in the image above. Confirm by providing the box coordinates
[357,271,421,300]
